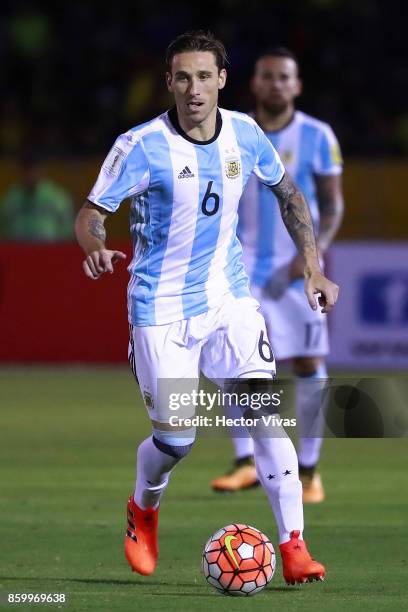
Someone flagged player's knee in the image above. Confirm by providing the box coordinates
[152,437,194,459]
[152,428,196,459]
[225,378,279,419]
[293,357,322,377]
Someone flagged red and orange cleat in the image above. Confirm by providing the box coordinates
[211,456,259,492]
[124,495,159,576]
[279,530,325,585]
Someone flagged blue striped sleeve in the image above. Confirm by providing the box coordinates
[88,133,150,212]
[314,125,343,175]
[253,123,285,187]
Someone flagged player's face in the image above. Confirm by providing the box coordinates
[166,51,226,125]
[251,56,301,114]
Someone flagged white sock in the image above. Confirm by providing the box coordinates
[252,431,304,544]
[134,436,180,510]
[296,363,327,469]
[227,403,255,459]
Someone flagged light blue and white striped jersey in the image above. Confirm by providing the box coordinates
[238,111,342,287]
[88,108,284,326]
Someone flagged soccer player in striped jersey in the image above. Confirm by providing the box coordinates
[75,32,339,583]
[211,48,344,501]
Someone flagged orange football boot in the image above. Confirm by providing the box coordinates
[125,495,159,576]
[211,456,259,492]
[301,473,325,504]
[279,530,325,585]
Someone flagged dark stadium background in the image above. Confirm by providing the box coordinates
[0,2,407,611]
[1,0,407,157]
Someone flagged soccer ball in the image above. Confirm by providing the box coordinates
[202,523,275,596]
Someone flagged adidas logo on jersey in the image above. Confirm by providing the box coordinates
[178,166,195,179]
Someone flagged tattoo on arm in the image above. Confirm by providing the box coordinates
[88,213,106,242]
[315,174,344,251]
[271,174,319,268]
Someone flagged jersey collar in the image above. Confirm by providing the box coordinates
[168,107,222,145]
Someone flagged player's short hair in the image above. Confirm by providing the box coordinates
[255,46,299,72]
[166,31,228,72]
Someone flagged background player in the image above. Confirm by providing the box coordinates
[212,47,344,502]
[75,32,338,582]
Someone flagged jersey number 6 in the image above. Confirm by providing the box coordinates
[258,330,275,363]
[201,181,220,216]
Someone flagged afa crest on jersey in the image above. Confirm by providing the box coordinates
[225,157,241,179]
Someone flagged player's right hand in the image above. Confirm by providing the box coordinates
[83,249,126,280]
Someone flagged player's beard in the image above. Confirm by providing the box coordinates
[262,100,289,116]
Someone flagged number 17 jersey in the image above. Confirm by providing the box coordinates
[88,107,284,326]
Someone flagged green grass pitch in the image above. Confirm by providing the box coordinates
[0,368,407,611]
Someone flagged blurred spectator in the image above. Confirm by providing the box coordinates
[8,6,51,59]
[0,152,74,242]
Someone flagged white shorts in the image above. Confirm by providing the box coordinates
[128,294,275,423]
[251,281,329,361]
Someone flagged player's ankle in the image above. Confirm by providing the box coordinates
[279,529,304,545]
[234,454,255,467]
[299,463,317,478]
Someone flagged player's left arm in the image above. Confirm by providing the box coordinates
[315,173,344,253]
[271,174,339,313]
